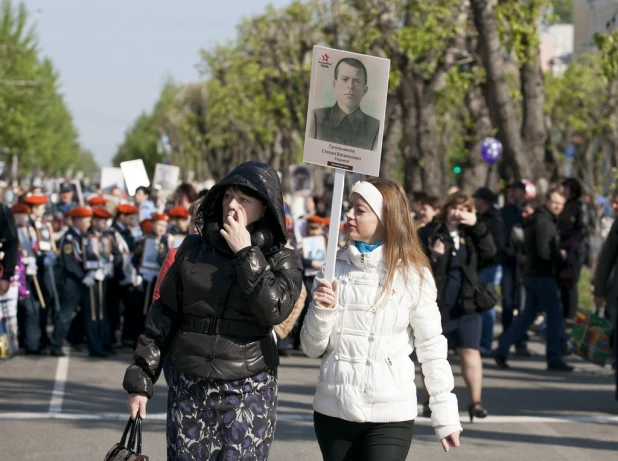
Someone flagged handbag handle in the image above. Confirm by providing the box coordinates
[135,416,143,455]
[126,416,138,453]
[119,417,134,448]
[126,415,143,455]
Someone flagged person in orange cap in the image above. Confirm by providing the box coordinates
[113,204,139,251]
[23,194,60,349]
[108,203,142,347]
[139,219,153,235]
[50,205,113,357]
[66,204,119,355]
[168,206,190,236]
[130,212,172,339]
[24,194,48,220]
[88,196,109,208]
[11,203,47,355]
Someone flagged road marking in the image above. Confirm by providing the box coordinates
[0,412,616,425]
[48,351,69,415]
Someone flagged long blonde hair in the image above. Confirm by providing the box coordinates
[365,178,431,298]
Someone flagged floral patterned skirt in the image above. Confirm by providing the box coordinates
[166,367,278,461]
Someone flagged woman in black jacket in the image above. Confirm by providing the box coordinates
[418,192,496,422]
[557,178,589,322]
[123,161,303,461]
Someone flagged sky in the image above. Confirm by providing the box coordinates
[23,0,294,167]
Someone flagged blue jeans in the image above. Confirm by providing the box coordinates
[497,277,565,366]
[478,265,502,354]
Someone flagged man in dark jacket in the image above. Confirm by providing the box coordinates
[500,181,527,340]
[557,178,590,322]
[474,188,504,355]
[494,189,573,371]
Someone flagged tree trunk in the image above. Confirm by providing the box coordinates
[398,70,420,193]
[416,96,443,196]
[470,0,531,180]
[520,52,547,180]
[462,84,492,192]
[380,96,402,180]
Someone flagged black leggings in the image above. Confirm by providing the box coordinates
[314,412,414,461]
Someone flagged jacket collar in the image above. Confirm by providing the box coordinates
[338,242,384,272]
[331,103,364,131]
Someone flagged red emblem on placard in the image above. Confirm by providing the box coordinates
[321,53,330,62]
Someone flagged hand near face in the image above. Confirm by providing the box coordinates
[220,207,253,253]
[457,210,477,227]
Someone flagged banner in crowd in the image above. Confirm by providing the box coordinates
[120,160,150,196]
[289,165,314,196]
[100,167,126,192]
[303,46,390,177]
[152,163,181,197]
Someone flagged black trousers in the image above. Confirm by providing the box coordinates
[314,412,414,461]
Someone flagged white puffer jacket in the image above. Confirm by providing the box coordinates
[301,244,462,439]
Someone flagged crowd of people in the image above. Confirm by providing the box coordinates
[0,179,206,359]
[1,164,617,460]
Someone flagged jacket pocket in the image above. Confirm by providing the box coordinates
[385,356,415,387]
[243,335,278,374]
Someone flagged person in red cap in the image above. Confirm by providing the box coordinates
[22,194,61,349]
[65,206,119,354]
[51,206,110,357]
[109,203,141,347]
[88,196,109,208]
[129,212,172,341]
[7,204,45,356]
[139,219,153,235]
[168,206,190,236]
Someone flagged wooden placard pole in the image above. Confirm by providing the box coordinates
[323,169,346,283]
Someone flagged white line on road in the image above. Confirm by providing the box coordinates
[48,351,69,415]
[1,412,617,425]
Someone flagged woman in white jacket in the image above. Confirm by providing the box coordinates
[301,178,462,461]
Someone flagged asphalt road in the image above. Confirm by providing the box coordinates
[1,338,617,461]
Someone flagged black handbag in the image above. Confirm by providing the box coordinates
[104,415,149,461]
[452,246,499,313]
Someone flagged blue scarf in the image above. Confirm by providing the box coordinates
[355,240,384,253]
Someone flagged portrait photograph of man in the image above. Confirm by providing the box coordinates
[304,46,390,176]
[308,57,380,151]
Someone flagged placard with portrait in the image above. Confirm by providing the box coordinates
[303,46,390,177]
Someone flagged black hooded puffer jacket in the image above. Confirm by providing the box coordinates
[123,161,303,398]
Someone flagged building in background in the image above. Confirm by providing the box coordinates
[540,24,575,76]
[574,0,618,54]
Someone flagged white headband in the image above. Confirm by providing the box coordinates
[350,181,384,222]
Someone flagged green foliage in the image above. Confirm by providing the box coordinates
[391,0,463,79]
[594,29,618,83]
[113,112,163,177]
[545,53,607,139]
[497,0,549,63]
[0,0,96,175]
[548,0,573,24]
